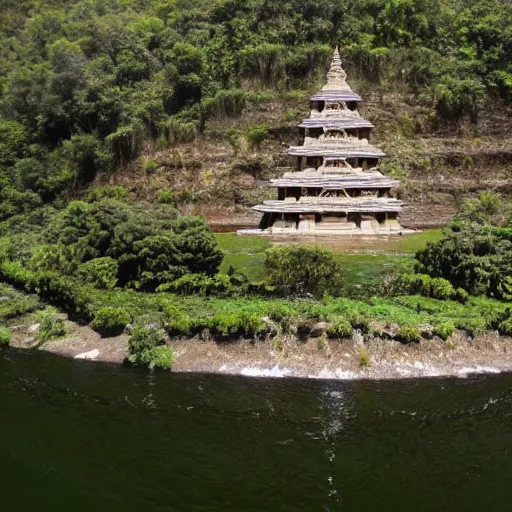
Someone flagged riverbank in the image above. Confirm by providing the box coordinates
[9,316,512,380]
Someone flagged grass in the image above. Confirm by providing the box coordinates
[215,233,422,294]
[215,233,270,281]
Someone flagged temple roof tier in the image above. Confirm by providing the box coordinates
[288,146,386,158]
[269,176,398,189]
[253,198,403,214]
[299,119,374,129]
[309,91,362,102]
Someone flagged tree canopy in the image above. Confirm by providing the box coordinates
[1,0,512,220]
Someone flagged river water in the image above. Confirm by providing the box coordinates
[2,349,512,511]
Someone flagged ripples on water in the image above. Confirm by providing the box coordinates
[1,349,512,512]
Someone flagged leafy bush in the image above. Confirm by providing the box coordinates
[0,327,11,347]
[246,125,269,150]
[435,75,486,121]
[430,278,456,301]
[156,190,174,205]
[0,262,92,321]
[165,305,191,336]
[416,224,512,298]
[387,273,462,302]
[454,317,487,337]
[177,188,194,203]
[265,245,342,298]
[0,284,40,320]
[201,89,247,119]
[396,325,421,343]
[499,318,512,336]
[208,310,266,338]
[44,201,222,290]
[77,257,118,289]
[36,311,66,343]
[86,187,129,203]
[140,346,174,370]
[327,317,352,338]
[433,322,456,341]
[453,288,469,304]
[126,324,173,369]
[158,274,232,296]
[90,307,130,336]
[127,324,163,352]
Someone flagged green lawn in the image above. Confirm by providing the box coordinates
[215,231,440,291]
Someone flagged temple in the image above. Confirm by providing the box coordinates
[238,47,413,237]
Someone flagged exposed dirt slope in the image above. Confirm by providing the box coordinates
[91,91,512,230]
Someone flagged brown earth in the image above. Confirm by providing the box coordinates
[9,315,512,380]
[89,90,512,231]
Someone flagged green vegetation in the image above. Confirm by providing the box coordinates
[90,308,131,337]
[127,324,173,370]
[36,310,66,343]
[433,322,456,341]
[357,346,371,367]
[0,327,11,347]
[327,317,352,339]
[1,1,512,225]
[0,283,40,321]
[416,193,512,298]
[1,3,512,365]
[396,325,421,344]
[264,245,341,297]
[77,258,119,290]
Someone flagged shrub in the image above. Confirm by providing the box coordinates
[86,187,129,203]
[386,273,459,302]
[265,245,342,298]
[499,318,512,336]
[0,327,11,347]
[165,305,191,336]
[433,322,456,341]
[158,274,232,296]
[430,278,455,301]
[357,346,371,367]
[127,324,173,369]
[416,223,512,298]
[246,125,269,150]
[453,288,469,304]
[454,317,487,337]
[0,284,40,320]
[128,324,165,355]
[201,89,247,119]
[209,310,266,338]
[141,346,174,370]
[267,303,297,333]
[177,188,194,203]
[36,311,66,343]
[77,257,118,289]
[90,307,130,336]
[156,189,174,205]
[327,317,352,338]
[143,159,158,172]
[396,325,421,343]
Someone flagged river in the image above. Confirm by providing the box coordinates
[1,349,512,511]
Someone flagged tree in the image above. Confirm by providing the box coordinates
[264,245,342,297]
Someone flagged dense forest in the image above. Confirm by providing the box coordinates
[1,0,512,219]
[1,0,512,368]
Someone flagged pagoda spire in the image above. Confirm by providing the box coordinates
[322,45,352,92]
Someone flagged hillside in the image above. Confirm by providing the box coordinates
[92,88,512,230]
[1,0,512,231]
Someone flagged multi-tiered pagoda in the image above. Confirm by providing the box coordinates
[239,47,412,237]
